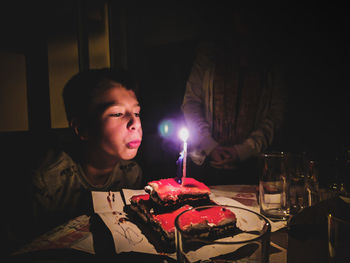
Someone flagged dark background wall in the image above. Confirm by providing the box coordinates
[0,1,349,189]
[124,1,350,181]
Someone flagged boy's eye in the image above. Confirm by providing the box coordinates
[110,113,122,117]
[135,112,140,117]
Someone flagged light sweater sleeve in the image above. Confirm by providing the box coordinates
[181,44,218,165]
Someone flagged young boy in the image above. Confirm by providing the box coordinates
[30,68,143,237]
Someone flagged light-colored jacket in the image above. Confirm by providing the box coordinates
[182,42,286,165]
[31,149,142,235]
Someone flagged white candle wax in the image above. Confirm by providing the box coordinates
[182,141,187,185]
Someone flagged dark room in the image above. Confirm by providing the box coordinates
[1,1,349,262]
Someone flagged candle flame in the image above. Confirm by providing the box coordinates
[179,127,189,142]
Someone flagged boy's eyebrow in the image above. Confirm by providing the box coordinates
[95,101,140,113]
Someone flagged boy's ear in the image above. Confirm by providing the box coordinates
[70,118,88,141]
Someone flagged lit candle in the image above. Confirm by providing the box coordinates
[176,150,184,183]
[178,128,189,185]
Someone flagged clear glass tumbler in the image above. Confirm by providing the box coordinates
[304,160,320,206]
[286,153,307,215]
[259,152,290,220]
[175,205,271,263]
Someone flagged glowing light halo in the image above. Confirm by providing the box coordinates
[178,127,189,142]
[158,119,174,137]
[164,124,169,134]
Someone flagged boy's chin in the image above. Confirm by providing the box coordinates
[121,150,138,160]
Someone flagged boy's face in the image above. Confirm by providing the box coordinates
[89,83,142,161]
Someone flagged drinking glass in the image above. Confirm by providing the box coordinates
[328,214,350,263]
[258,152,290,220]
[304,160,320,206]
[175,205,271,263]
[286,153,307,215]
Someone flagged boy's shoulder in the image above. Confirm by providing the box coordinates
[37,149,75,172]
[33,149,79,191]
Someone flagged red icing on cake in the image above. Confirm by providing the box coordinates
[130,194,150,202]
[152,205,192,233]
[177,206,236,231]
[147,178,211,201]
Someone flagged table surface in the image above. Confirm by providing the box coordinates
[9,185,292,262]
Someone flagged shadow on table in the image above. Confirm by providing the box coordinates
[89,213,177,263]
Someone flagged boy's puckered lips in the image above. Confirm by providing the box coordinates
[127,140,141,149]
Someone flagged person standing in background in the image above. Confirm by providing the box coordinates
[182,6,287,185]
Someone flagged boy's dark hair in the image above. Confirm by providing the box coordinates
[63,68,138,125]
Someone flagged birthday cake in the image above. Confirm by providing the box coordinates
[127,177,237,251]
[176,206,237,239]
[144,177,211,207]
[128,193,192,248]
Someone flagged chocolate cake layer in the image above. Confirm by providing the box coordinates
[176,206,237,239]
[151,204,193,241]
[144,177,211,207]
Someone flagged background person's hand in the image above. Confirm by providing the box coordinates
[209,146,239,169]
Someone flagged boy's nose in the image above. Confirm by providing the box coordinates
[127,115,141,130]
